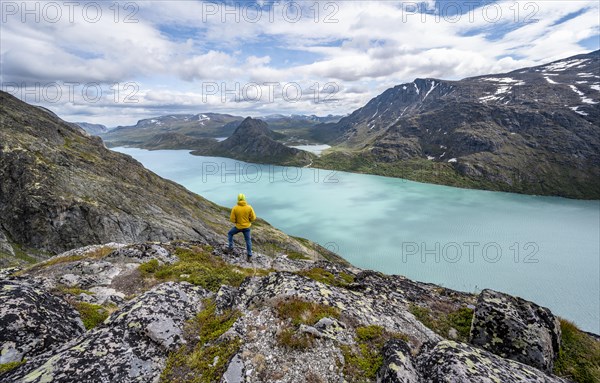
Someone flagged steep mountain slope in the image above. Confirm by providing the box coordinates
[191,117,315,166]
[314,50,600,198]
[0,91,333,262]
[75,122,108,136]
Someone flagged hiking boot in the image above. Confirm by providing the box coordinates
[246,255,252,262]
[224,247,233,254]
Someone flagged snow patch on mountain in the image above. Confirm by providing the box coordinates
[543,59,589,72]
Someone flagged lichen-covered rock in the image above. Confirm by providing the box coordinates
[239,272,441,346]
[299,317,353,344]
[469,289,561,373]
[3,282,209,383]
[418,340,570,383]
[377,339,421,383]
[0,230,15,257]
[0,278,85,364]
[222,307,345,383]
[105,244,177,265]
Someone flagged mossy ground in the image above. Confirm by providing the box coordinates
[72,302,112,330]
[409,304,473,342]
[554,319,600,383]
[138,246,269,292]
[296,267,355,288]
[341,325,409,382]
[160,299,241,383]
[274,298,341,350]
[0,360,26,375]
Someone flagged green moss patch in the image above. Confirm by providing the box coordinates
[0,360,26,374]
[554,319,600,383]
[341,325,408,382]
[409,304,473,342]
[296,267,355,288]
[160,299,242,383]
[137,246,259,292]
[72,302,110,330]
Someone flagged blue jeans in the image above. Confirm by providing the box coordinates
[228,227,252,256]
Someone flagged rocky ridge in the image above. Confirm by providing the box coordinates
[1,241,587,383]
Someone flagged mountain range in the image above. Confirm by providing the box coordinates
[313,50,600,199]
[100,113,343,148]
[93,50,599,199]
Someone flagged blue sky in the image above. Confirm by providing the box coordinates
[1,0,598,126]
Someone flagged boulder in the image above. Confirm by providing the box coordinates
[418,340,570,383]
[469,289,561,373]
[0,278,85,364]
[377,339,421,383]
[3,282,209,383]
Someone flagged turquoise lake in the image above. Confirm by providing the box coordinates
[114,147,600,333]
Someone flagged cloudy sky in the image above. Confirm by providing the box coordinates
[1,0,598,126]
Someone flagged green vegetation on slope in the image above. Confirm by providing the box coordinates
[341,325,409,383]
[138,246,270,292]
[554,319,600,383]
[160,299,242,383]
[409,304,474,342]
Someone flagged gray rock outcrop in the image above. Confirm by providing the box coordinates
[0,278,85,364]
[417,340,569,383]
[469,289,561,373]
[3,282,209,383]
[377,339,421,383]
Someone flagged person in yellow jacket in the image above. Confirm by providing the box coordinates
[227,193,256,261]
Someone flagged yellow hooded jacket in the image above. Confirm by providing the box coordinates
[230,200,256,229]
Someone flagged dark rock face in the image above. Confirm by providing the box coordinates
[3,282,209,383]
[417,340,569,383]
[469,289,561,373]
[0,278,85,364]
[376,339,421,383]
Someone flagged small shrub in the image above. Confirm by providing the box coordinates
[447,307,474,339]
[554,319,600,383]
[138,259,160,275]
[277,327,315,350]
[53,285,94,296]
[356,325,384,342]
[136,247,256,292]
